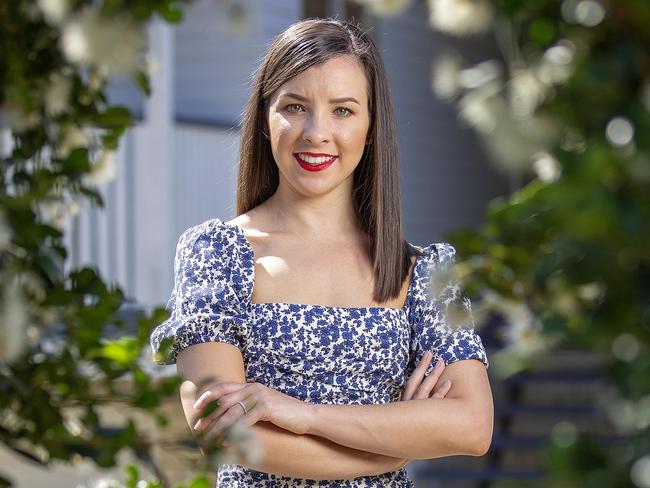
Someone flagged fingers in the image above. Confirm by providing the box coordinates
[203,396,261,443]
[194,387,255,432]
[192,382,250,432]
[432,379,452,399]
[401,351,434,401]
[193,382,247,410]
[413,357,447,400]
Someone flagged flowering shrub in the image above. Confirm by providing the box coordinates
[0,1,237,486]
[421,0,648,484]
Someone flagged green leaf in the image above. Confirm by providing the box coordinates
[99,337,140,365]
[61,147,91,175]
[93,106,133,129]
[158,2,184,23]
[125,464,139,488]
[132,70,151,97]
[528,18,555,46]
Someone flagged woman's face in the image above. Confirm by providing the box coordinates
[264,54,371,198]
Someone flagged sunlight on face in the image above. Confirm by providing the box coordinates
[265,54,371,198]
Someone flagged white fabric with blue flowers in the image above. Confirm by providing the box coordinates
[150,217,489,487]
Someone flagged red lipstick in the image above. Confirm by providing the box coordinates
[294,153,337,172]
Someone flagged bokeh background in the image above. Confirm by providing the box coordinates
[1,0,648,487]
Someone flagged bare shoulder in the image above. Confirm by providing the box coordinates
[224,213,252,230]
[225,208,267,235]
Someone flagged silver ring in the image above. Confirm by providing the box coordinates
[237,400,248,414]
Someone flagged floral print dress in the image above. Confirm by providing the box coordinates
[150,217,489,487]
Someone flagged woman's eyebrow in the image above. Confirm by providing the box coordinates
[282,92,360,105]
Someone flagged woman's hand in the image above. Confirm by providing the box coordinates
[400,351,451,401]
[393,351,451,470]
[192,381,315,444]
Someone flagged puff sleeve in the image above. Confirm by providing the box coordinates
[406,242,489,378]
[150,219,250,365]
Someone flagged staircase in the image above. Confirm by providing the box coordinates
[407,335,623,487]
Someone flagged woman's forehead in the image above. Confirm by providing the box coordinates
[270,56,369,104]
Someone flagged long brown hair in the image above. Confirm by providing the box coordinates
[236,17,422,304]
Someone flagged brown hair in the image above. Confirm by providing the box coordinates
[236,17,422,304]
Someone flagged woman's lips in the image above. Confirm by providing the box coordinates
[294,154,337,172]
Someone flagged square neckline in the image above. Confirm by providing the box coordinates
[217,218,423,316]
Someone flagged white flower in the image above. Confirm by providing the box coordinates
[86,477,123,488]
[3,105,41,132]
[61,16,91,64]
[473,96,561,174]
[535,40,577,86]
[630,454,650,488]
[0,127,13,158]
[82,150,117,186]
[144,55,160,77]
[431,52,463,100]
[532,151,561,182]
[481,291,554,356]
[0,275,29,363]
[59,124,91,158]
[459,60,502,90]
[605,116,635,147]
[500,304,547,355]
[37,0,70,25]
[37,198,67,231]
[36,190,80,232]
[508,68,549,118]
[354,0,413,16]
[611,333,640,362]
[61,7,146,76]
[561,0,606,27]
[576,281,604,302]
[44,73,72,117]
[457,84,502,134]
[428,0,494,36]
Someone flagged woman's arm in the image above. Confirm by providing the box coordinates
[306,359,494,459]
[176,342,406,480]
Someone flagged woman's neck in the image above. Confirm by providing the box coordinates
[263,187,361,238]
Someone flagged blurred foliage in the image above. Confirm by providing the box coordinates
[416,0,650,485]
[0,1,222,487]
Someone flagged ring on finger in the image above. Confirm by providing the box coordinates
[237,397,255,415]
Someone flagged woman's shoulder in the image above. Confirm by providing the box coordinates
[409,241,457,266]
[174,217,247,268]
[174,216,254,300]
[407,241,460,301]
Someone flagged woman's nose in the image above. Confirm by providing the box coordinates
[302,111,331,144]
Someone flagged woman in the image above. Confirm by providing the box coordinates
[151,17,492,487]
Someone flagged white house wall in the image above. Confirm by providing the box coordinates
[376,0,510,246]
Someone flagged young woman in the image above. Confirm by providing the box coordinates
[151,18,493,487]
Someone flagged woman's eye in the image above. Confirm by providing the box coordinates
[284,104,352,116]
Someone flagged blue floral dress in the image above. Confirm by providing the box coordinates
[150,217,489,487]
